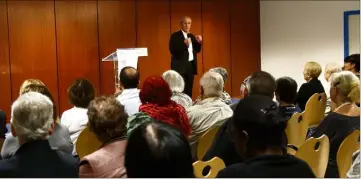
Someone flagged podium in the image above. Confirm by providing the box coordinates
[102,48,148,88]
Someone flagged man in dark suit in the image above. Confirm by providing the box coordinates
[0,92,78,177]
[169,16,202,98]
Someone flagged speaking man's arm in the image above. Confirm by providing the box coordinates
[193,35,202,53]
[169,33,188,57]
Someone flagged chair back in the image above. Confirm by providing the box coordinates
[303,93,327,127]
[295,134,330,178]
[197,125,221,159]
[285,112,308,155]
[76,127,102,159]
[193,157,225,178]
[337,130,360,178]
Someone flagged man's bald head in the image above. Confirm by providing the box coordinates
[119,66,140,89]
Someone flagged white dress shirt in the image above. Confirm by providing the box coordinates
[60,107,89,155]
[116,88,141,116]
[181,30,194,61]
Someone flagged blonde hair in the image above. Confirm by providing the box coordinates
[304,61,322,79]
[19,79,45,95]
[331,71,360,104]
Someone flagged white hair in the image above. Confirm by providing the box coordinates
[200,72,224,97]
[11,92,53,143]
[330,71,360,103]
[325,63,342,74]
[162,70,185,93]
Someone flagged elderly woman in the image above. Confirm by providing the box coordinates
[60,79,95,156]
[138,76,191,136]
[311,71,360,177]
[295,61,325,111]
[19,79,45,95]
[0,92,78,177]
[79,96,128,178]
[1,84,73,159]
[162,70,193,108]
[324,63,342,112]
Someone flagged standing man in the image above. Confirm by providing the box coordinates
[169,16,202,98]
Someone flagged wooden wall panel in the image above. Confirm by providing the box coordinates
[0,1,12,118]
[202,0,232,95]
[170,0,203,99]
[98,0,136,95]
[136,0,171,87]
[55,1,99,113]
[7,1,59,112]
[230,0,261,97]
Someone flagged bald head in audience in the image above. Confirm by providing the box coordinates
[119,66,140,89]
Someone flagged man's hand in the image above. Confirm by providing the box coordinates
[195,35,202,43]
[184,38,191,46]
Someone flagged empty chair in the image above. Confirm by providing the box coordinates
[295,135,330,178]
[285,112,308,155]
[303,93,327,127]
[337,130,360,178]
[193,157,225,178]
[197,125,221,159]
[76,127,102,159]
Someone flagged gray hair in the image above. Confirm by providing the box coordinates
[200,72,224,97]
[209,67,228,83]
[162,70,185,93]
[11,92,53,143]
[325,63,342,74]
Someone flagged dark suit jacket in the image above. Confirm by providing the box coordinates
[295,78,325,111]
[169,30,202,75]
[0,111,7,138]
[0,140,78,177]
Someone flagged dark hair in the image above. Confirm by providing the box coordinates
[67,79,95,108]
[125,121,194,178]
[344,54,360,72]
[21,84,57,121]
[248,71,276,98]
[119,66,140,89]
[87,96,128,143]
[275,77,298,104]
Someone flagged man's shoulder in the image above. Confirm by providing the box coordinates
[171,30,182,36]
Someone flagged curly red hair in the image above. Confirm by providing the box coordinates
[140,76,172,105]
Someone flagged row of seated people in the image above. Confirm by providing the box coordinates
[0,54,358,177]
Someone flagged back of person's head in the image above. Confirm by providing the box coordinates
[275,77,298,104]
[330,71,360,104]
[231,95,287,159]
[162,70,185,93]
[324,63,342,81]
[125,120,194,177]
[344,54,360,73]
[67,79,95,108]
[87,96,128,143]
[140,76,172,105]
[21,84,57,121]
[200,71,224,97]
[19,79,45,95]
[119,66,140,89]
[11,92,53,143]
[209,67,228,83]
[304,61,322,79]
[247,71,276,98]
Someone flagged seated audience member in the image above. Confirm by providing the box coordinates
[0,92,78,177]
[275,77,301,119]
[2,84,73,159]
[344,53,360,78]
[162,70,193,108]
[311,71,360,178]
[217,95,315,178]
[347,150,360,178]
[229,76,251,111]
[195,67,232,105]
[139,76,190,136]
[296,61,325,111]
[324,63,343,113]
[116,66,141,116]
[187,72,233,152]
[125,121,194,177]
[61,79,95,156]
[203,71,276,166]
[0,111,7,138]
[18,79,45,95]
[79,96,128,178]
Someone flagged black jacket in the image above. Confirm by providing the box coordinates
[295,78,325,111]
[169,30,202,75]
[0,140,78,177]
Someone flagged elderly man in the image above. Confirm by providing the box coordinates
[187,72,233,155]
[0,92,78,177]
[324,63,342,112]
